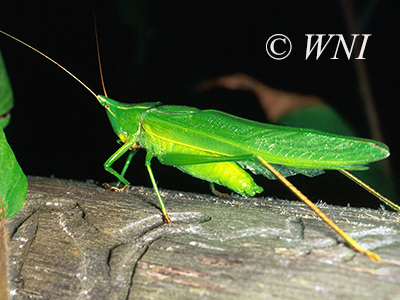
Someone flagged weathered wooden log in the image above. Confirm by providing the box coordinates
[6,176,400,299]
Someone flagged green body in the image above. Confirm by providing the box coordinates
[0,28,393,259]
[98,95,389,198]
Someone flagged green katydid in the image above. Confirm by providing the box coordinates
[1,29,398,262]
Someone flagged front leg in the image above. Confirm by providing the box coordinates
[103,140,138,191]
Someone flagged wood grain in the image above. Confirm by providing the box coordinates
[7,176,400,299]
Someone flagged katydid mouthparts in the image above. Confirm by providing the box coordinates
[1,29,398,261]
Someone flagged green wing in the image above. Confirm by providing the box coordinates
[159,152,324,180]
[140,105,389,172]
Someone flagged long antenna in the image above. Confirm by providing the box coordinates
[93,12,108,97]
[0,29,98,99]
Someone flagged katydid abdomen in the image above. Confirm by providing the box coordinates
[140,122,263,196]
[137,103,389,199]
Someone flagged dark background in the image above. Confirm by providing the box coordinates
[0,1,398,208]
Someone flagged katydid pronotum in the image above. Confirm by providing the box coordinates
[1,29,398,261]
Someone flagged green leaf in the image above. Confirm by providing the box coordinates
[0,49,27,218]
[0,127,27,219]
[0,49,13,129]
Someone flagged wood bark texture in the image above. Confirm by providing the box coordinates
[6,176,400,299]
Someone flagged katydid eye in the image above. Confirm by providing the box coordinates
[105,104,110,109]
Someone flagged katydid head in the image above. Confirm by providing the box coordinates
[0,30,162,144]
[97,95,160,142]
